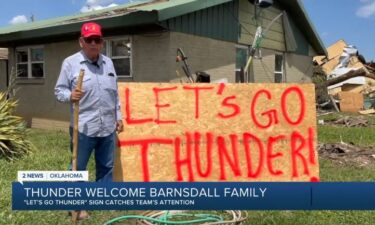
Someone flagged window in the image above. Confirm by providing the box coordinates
[274,54,284,83]
[102,37,132,77]
[16,46,44,78]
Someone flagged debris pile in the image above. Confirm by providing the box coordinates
[323,115,373,127]
[313,40,375,113]
[318,143,375,167]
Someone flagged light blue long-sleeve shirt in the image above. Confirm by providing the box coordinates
[55,51,122,137]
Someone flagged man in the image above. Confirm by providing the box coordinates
[55,22,123,183]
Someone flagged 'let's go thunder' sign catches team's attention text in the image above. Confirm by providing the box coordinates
[114,83,319,182]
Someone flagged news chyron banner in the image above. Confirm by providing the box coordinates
[13,83,325,211]
[114,83,319,182]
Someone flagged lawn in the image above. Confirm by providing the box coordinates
[1,118,375,225]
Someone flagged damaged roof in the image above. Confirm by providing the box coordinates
[0,0,232,43]
[0,0,325,55]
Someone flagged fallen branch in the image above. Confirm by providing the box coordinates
[326,68,375,86]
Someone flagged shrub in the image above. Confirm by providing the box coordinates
[0,92,33,160]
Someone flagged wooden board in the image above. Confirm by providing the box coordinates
[339,91,364,112]
[114,83,319,182]
[327,39,347,60]
[322,56,340,75]
[313,55,326,66]
[359,109,375,115]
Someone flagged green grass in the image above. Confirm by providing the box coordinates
[318,112,375,146]
[247,114,375,225]
[0,129,141,225]
[318,126,375,146]
[244,156,375,225]
[1,124,375,225]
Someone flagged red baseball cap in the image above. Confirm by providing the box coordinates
[81,22,102,38]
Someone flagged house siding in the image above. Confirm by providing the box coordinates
[238,0,285,52]
[8,41,79,126]
[288,14,309,56]
[131,32,172,82]
[131,31,235,83]
[160,0,317,58]
[169,32,235,83]
[285,53,313,83]
[251,49,313,83]
[308,45,317,57]
[7,32,312,129]
[160,0,239,43]
[252,48,277,83]
[0,60,6,92]
[7,31,236,128]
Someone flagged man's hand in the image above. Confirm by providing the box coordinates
[70,88,83,103]
[116,120,124,133]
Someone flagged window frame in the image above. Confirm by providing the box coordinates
[235,44,251,83]
[102,36,132,78]
[274,53,284,83]
[15,45,45,79]
[235,44,250,72]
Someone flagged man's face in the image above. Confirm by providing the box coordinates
[79,35,103,60]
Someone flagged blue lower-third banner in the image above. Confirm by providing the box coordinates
[12,182,375,210]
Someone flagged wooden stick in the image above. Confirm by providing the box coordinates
[244,56,254,83]
[71,69,85,224]
[72,69,85,171]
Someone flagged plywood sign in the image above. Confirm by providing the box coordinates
[114,83,319,182]
[339,91,363,113]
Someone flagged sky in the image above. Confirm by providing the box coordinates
[0,0,131,24]
[303,0,375,61]
[0,0,374,61]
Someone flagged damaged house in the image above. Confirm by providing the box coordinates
[0,0,325,130]
[314,39,375,113]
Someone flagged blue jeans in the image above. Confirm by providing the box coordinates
[70,128,115,182]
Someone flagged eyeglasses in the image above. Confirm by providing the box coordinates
[83,37,103,44]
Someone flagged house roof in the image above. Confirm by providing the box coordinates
[0,48,8,59]
[313,40,348,65]
[326,39,347,60]
[313,39,367,76]
[0,0,325,55]
[278,0,326,55]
